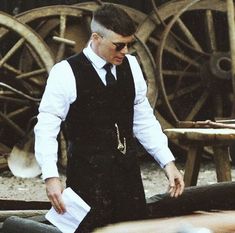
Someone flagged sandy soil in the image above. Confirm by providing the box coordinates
[1,159,233,202]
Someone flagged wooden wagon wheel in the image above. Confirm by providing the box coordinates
[0,11,54,149]
[136,0,232,127]
[156,0,233,125]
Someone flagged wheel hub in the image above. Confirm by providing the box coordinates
[209,52,232,80]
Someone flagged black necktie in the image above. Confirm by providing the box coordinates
[103,63,116,87]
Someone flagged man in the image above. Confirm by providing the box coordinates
[34,4,184,233]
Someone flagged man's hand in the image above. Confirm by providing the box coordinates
[45,177,66,214]
[163,161,184,198]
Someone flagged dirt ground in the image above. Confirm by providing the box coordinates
[1,159,234,202]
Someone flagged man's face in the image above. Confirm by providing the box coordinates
[94,31,135,65]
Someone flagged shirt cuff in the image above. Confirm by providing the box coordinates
[153,147,175,168]
[41,162,59,180]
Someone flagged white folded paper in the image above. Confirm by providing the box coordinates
[46,187,91,233]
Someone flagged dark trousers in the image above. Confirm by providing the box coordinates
[66,150,148,233]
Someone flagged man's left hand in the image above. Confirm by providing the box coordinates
[163,161,184,198]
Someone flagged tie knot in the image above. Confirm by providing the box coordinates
[103,63,116,87]
[103,63,113,72]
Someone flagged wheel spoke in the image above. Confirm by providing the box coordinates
[157,83,201,105]
[176,18,203,52]
[154,37,201,68]
[163,44,201,68]
[56,14,67,62]
[3,63,22,75]
[0,106,31,121]
[185,90,209,121]
[168,83,201,101]
[162,70,200,77]
[25,43,44,69]
[0,111,25,137]
[0,38,25,68]
[0,96,31,105]
[204,10,217,52]
[213,92,223,117]
[16,68,47,79]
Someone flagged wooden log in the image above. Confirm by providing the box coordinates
[0,210,47,221]
[0,199,50,211]
[93,210,235,233]
[2,216,61,233]
[147,182,235,218]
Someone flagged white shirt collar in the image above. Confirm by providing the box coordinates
[83,41,107,69]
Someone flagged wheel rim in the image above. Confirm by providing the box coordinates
[0,12,54,147]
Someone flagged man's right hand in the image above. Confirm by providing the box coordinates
[45,177,66,214]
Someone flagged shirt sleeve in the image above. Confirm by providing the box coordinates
[126,55,175,167]
[34,60,76,180]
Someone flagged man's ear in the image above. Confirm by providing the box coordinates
[91,32,100,41]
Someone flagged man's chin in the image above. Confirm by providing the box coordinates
[113,58,124,65]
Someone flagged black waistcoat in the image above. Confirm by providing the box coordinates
[65,52,136,167]
[64,53,148,230]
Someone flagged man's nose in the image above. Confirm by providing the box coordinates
[120,45,128,54]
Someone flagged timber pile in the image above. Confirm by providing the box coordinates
[1,182,235,232]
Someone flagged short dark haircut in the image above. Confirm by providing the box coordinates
[93,4,136,36]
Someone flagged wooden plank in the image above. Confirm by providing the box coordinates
[0,199,50,210]
[93,210,235,233]
[164,128,235,144]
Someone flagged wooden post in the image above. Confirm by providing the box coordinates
[227,0,235,116]
[213,146,232,181]
[184,145,202,186]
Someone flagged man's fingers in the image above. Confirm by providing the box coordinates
[179,179,185,195]
[50,194,66,214]
[168,178,184,198]
[168,184,176,197]
[46,188,66,214]
[45,177,66,214]
[174,183,181,198]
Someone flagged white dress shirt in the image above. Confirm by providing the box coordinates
[34,42,175,180]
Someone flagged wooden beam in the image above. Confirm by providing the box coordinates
[147,182,235,218]
[0,199,50,211]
